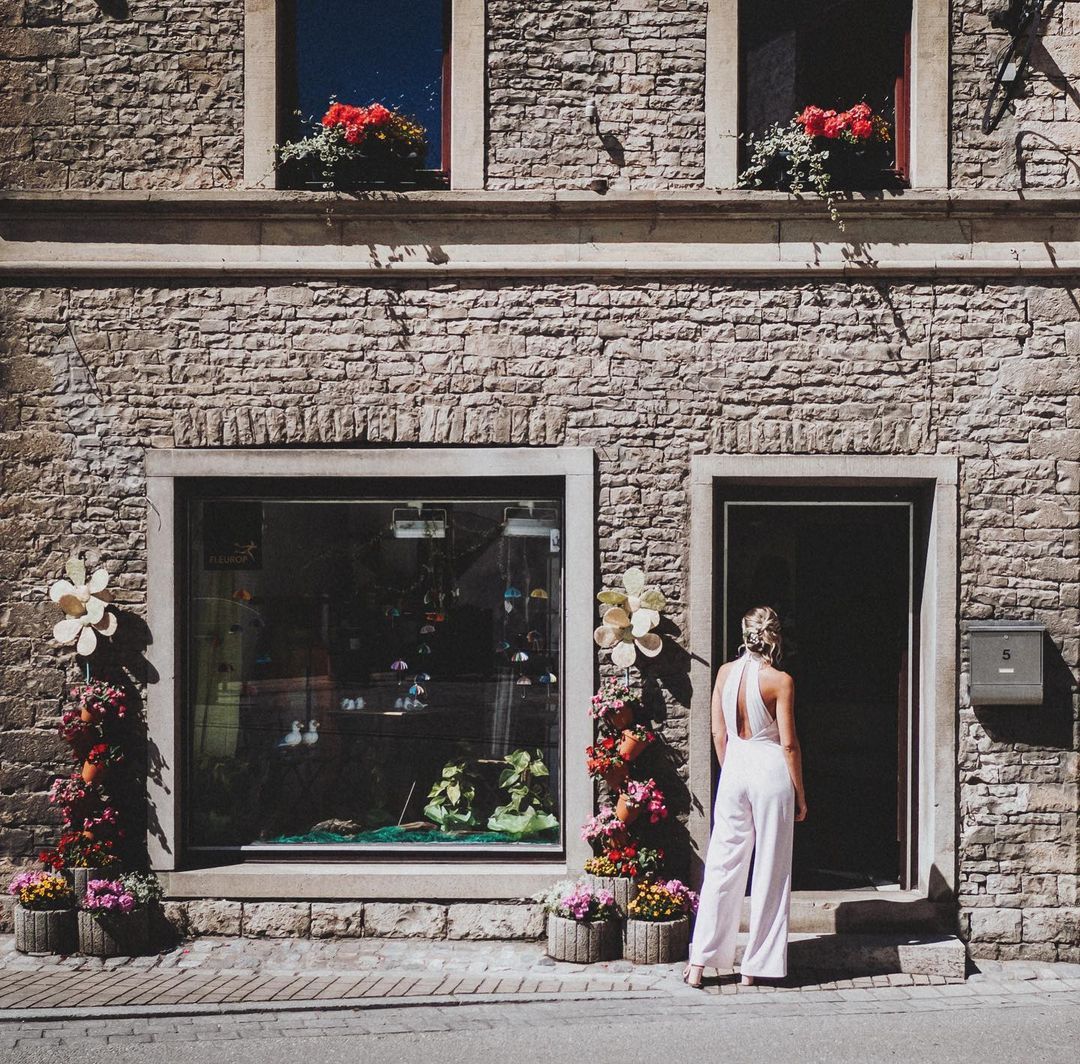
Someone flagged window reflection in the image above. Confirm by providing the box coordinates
[188,494,563,850]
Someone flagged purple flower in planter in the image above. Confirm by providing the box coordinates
[83,878,136,913]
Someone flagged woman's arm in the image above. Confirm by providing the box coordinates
[774,673,807,822]
[711,667,729,767]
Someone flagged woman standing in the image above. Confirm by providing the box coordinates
[684,606,807,987]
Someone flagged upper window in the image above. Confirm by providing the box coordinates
[279,0,450,180]
[739,0,913,184]
[185,481,564,854]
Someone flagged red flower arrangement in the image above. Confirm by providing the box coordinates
[795,102,891,146]
[585,735,626,779]
[602,843,664,880]
[278,98,428,186]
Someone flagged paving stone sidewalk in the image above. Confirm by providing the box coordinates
[2,936,1080,1021]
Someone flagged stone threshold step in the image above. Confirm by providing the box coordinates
[732,931,966,980]
[751,891,956,935]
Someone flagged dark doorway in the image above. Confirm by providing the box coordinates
[723,502,911,889]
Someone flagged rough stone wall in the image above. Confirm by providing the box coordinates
[0,0,243,190]
[0,278,1077,958]
[953,0,1080,188]
[439,0,707,190]
[3,0,1080,191]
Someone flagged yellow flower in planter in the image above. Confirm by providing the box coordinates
[50,557,117,657]
[593,567,666,668]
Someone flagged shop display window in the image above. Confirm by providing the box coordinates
[185,483,563,852]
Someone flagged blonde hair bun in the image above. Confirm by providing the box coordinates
[741,605,782,665]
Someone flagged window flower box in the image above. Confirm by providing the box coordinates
[277,100,431,191]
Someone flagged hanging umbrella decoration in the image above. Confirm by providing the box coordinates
[593,567,666,670]
[390,659,409,685]
[50,557,118,659]
[503,586,522,614]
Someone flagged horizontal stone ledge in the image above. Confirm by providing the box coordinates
[5,256,1080,279]
[5,188,1080,221]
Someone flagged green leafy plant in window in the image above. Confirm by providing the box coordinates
[423,761,479,832]
[487,749,559,838]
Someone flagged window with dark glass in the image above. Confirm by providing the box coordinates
[186,484,563,852]
[281,0,450,171]
[740,0,913,181]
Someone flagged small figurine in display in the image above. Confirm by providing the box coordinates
[302,720,319,745]
[279,721,303,747]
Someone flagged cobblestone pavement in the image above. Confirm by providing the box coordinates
[0,937,1079,1060]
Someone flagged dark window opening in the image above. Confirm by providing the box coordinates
[740,0,913,181]
[279,0,450,181]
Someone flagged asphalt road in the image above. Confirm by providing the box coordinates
[3,991,1078,1064]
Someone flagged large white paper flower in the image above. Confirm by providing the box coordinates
[592,567,666,668]
[50,557,117,656]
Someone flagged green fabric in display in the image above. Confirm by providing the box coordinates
[269,826,558,845]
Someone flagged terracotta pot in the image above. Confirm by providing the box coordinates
[14,905,77,955]
[600,762,628,790]
[79,706,102,725]
[81,760,105,785]
[615,793,641,825]
[607,704,634,732]
[78,907,150,958]
[546,914,620,963]
[618,731,651,762]
[623,916,690,965]
[584,873,637,917]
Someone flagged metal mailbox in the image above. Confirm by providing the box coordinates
[967,621,1045,706]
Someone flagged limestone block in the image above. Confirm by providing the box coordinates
[164,900,242,937]
[311,903,364,939]
[968,908,1023,943]
[242,902,311,938]
[1022,908,1080,945]
[446,903,545,940]
[364,903,447,939]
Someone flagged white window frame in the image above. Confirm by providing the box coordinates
[705,0,949,189]
[243,0,486,190]
[146,447,594,899]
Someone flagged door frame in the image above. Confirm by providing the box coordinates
[722,497,915,889]
[688,455,958,901]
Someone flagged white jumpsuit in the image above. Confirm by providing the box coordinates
[689,652,795,978]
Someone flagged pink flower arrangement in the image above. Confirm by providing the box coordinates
[623,778,668,824]
[588,675,641,731]
[659,878,700,915]
[83,879,136,913]
[580,806,627,846]
[537,880,619,922]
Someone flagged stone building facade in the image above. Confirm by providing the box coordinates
[1,1,1078,962]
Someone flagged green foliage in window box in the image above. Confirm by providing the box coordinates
[424,761,479,832]
[487,749,559,838]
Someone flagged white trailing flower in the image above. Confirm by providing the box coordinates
[593,567,666,668]
[49,557,117,656]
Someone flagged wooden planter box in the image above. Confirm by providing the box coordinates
[623,916,690,964]
[14,906,77,955]
[584,873,637,917]
[78,907,150,958]
[546,914,620,963]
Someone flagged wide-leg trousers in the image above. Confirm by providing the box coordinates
[689,739,795,978]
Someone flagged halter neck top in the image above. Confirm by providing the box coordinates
[722,653,780,744]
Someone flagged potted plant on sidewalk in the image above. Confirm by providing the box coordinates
[624,879,698,965]
[537,880,621,963]
[78,878,150,957]
[8,871,76,955]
